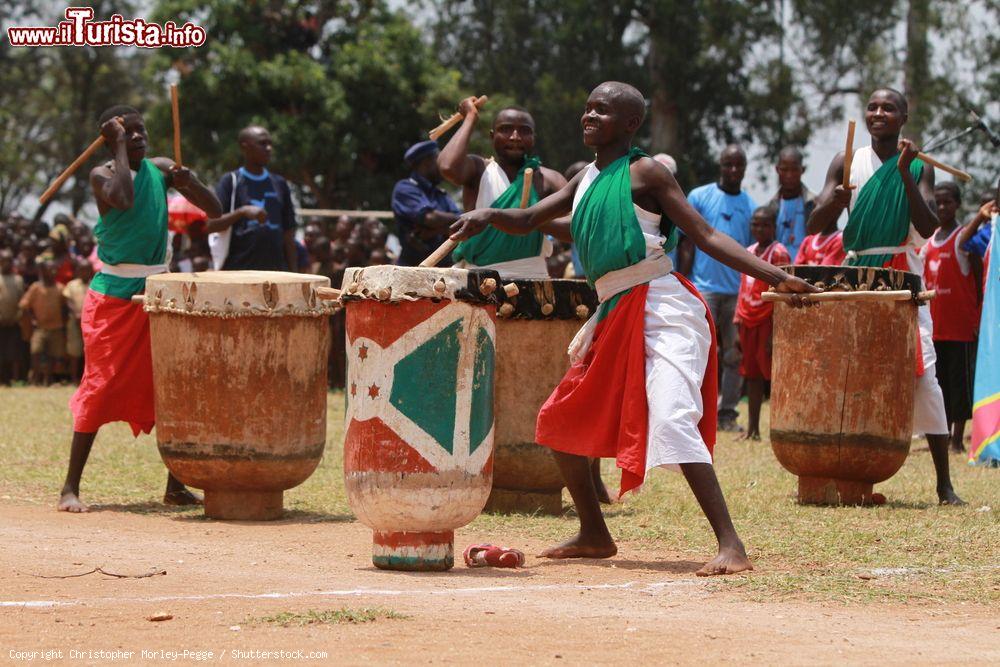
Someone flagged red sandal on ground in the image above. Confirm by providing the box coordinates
[463,544,525,568]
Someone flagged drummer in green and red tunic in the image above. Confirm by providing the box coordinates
[450,82,818,575]
[437,98,570,279]
[807,87,964,506]
[58,105,221,513]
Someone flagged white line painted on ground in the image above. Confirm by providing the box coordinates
[1,579,703,608]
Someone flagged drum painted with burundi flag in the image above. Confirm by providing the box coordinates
[143,271,336,520]
[342,265,501,571]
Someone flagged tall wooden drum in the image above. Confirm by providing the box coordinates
[487,279,598,515]
[769,266,922,505]
[342,265,500,571]
[143,271,335,520]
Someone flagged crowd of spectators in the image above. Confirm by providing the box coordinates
[0,209,409,388]
[0,213,97,385]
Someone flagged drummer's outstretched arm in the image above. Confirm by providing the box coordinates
[449,172,582,241]
[640,160,815,295]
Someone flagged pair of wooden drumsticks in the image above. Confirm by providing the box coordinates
[39,84,185,205]
[766,121,966,305]
[840,119,971,188]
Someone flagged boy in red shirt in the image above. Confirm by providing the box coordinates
[920,182,982,452]
[795,213,845,266]
[735,205,791,439]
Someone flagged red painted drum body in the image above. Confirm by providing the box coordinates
[144,271,334,520]
[770,266,921,505]
[487,279,598,515]
[341,266,500,571]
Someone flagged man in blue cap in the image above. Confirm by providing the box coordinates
[391,140,461,266]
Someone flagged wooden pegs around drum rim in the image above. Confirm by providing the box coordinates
[502,282,519,297]
[131,294,146,305]
[479,278,498,296]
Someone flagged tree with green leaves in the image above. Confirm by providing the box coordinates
[431,1,811,188]
[1,1,144,219]
[145,0,465,210]
[790,0,999,189]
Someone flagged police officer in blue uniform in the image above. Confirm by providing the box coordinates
[390,140,461,266]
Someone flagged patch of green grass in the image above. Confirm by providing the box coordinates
[1,386,997,605]
[248,607,409,627]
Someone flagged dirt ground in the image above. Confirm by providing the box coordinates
[1,503,997,665]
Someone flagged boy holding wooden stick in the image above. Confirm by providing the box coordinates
[437,99,569,278]
[59,105,220,512]
[808,87,965,505]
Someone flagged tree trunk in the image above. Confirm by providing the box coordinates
[647,27,682,158]
[903,0,931,145]
[645,0,700,177]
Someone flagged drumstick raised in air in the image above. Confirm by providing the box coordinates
[429,95,488,141]
[41,113,131,205]
[842,120,855,189]
[170,83,183,167]
[520,168,533,208]
[914,151,972,182]
[420,238,457,268]
[39,135,107,205]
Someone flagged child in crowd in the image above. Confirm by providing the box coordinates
[734,206,791,439]
[920,182,983,453]
[19,260,66,386]
[62,257,93,383]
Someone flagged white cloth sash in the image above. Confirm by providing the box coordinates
[99,243,171,280]
[567,252,673,363]
[100,262,168,279]
[844,245,906,262]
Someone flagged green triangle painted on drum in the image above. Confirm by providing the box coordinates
[469,325,494,455]
[389,318,462,454]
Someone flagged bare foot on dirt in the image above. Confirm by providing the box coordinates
[937,488,966,506]
[695,544,753,576]
[164,489,204,506]
[539,533,618,559]
[738,431,761,442]
[57,491,89,513]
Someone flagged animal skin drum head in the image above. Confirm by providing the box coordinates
[143,270,337,318]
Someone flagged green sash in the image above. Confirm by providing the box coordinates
[452,156,544,266]
[572,147,677,317]
[90,158,168,300]
[844,154,924,267]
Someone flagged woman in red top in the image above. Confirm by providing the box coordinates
[920,182,983,452]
